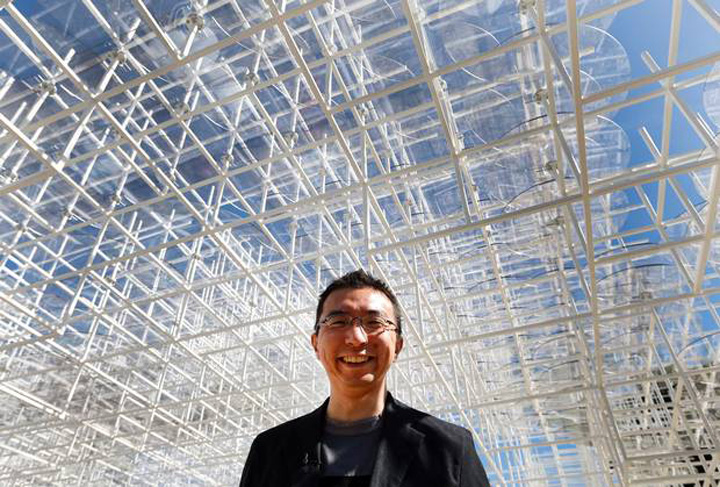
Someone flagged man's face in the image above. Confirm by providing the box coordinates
[311,287,403,395]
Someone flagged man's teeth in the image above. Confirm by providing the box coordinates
[342,356,370,363]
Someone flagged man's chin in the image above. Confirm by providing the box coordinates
[335,372,377,386]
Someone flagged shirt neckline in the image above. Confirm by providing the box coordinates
[325,415,382,436]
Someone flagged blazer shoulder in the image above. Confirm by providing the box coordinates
[393,399,472,448]
[252,404,324,447]
[254,413,310,443]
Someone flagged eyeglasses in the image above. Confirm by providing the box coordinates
[317,314,398,336]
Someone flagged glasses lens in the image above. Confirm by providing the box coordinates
[326,316,350,329]
[362,318,386,334]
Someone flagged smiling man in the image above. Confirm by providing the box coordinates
[239,270,491,487]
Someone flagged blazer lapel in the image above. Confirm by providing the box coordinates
[369,393,424,487]
[289,399,328,487]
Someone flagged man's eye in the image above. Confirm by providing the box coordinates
[365,319,385,329]
[328,318,349,327]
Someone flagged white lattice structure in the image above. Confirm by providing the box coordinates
[0,0,719,486]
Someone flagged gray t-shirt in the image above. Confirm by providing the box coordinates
[321,414,383,484]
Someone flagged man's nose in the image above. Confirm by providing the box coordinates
[344,321,368,346]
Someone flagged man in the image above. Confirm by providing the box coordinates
[240,270,491,487]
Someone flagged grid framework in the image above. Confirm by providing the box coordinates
[0,0,719,486]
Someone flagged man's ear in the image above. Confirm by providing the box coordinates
[311,333,319,356]
[394,336,404,357]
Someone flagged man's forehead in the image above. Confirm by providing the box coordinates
[321,287,393,314]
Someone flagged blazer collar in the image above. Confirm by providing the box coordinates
[289,398,328,487]
[369,392,424,487]
[289,392,424,487]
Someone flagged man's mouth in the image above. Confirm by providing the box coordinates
[340,355,372,364]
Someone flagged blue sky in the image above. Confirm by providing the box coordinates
[609,0,719,234]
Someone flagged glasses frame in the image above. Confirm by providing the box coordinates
[317,314,398,336]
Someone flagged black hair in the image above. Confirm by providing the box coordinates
[314,269,402,336]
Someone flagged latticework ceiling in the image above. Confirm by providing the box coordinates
[0,0,719,486]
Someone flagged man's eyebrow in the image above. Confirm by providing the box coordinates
[323,310,348,318]
[323,309,386,317]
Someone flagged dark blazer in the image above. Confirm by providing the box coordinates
[239,392,491,487]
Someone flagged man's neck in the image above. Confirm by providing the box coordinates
[326,387,386,422]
